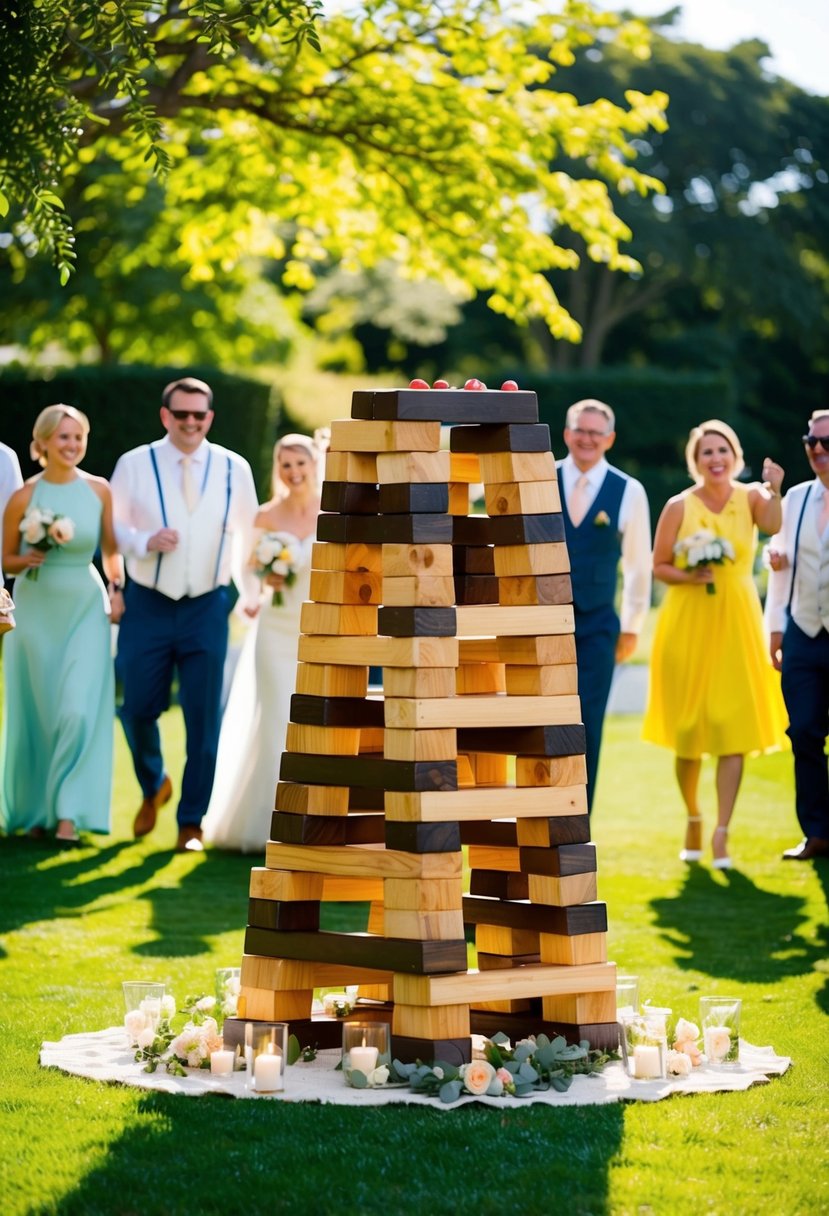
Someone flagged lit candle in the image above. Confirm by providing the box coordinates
[633,1044,662,1079]
[253,1045,282,1091]
[349,1037,379,1076]
[210,1049,235,1076]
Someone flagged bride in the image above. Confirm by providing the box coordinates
[202,433,323,852]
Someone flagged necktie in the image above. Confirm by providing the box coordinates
[569,474,590,527]
[819,487,829,537]
[181,456,198,513]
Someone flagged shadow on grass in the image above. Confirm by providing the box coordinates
[42,1088,626,1216]
[650,864,829,991]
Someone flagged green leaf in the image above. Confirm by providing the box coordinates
[439,1079,463,1104]
[287,1034,301,1065]
[349,1069,368,1088]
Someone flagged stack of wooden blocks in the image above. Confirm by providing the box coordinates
[237,385,617,1064]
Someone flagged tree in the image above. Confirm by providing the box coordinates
[0,0,668,343]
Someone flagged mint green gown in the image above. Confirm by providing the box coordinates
[1,476,114,835]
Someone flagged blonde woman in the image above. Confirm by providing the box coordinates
[203,434,323,851]
[643,421,787,868]
[1,405,123,844]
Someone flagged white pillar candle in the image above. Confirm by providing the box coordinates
[349,1045,379,1075]
[253,1048,282,1091]
[210,1050,235,1076]
[633,1044,662,1079]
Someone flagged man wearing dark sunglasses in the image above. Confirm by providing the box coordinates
[110,377,260,853]
[766,410,829,861]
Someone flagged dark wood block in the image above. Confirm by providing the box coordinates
[470,1010,620,1052]
[515,812,591,847]
[501,574,573,605]
[270,810,386,847]
[290,694,385,728]
[460,821,518,847]
[519,843,597,877]
[317,513,453,545]
[280,752,458,792]
[378,606,457,637]
[369,388,538,425]
[248,897,321,932]
[453,513,565,546]
[457,725,586,757]
[321,482,380,514]
[463,895,607,936]
[469,871,530,900]
[244,926,469,975]
[349,786,386,811]
[384,820,462,854]
[452,546,496,575]
[379,483,449,514]
[391,1033,472,1066]
[453,574,499,605]
[476,951,541,970]
[450,424,551,454]
[351,390,376,420]
[223,1010,393,1054]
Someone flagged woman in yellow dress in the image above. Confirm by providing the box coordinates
[642,420,787,868]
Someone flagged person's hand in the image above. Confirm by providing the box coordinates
[762,458,784,496]
[242,603,260,619]
[21,549,46,570]
[147,527,179,552]
[770,630,783,671]
[615,632,637,662]
[688,565,714,585]
[264,572,285,590]
[108,585,125,624]
[766,548,788,572]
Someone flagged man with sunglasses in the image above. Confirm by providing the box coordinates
[558,398,652,813]
[766,410,829,860]
[111,377,260,852]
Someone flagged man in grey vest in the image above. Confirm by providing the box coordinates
[558,399,652,812]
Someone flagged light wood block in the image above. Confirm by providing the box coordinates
[478,450,557,483]
[376,450,450,483]
[311,542,383,573]
[505,664,579,696]
[468,844,520,872]
[384,785,587,822]
[484,481,560,516]
[394,962,615,1006]
[239,987,314,1021]
[459,635,576,665]
[383,908,466,940]
[329,419,441,453]
[468,753,509,785]
[528,873,599,906]
[384,728,458,761]
[298,635,459,668]
[472,998,536,1014]
[515,811,590,846]
[449,452,482,483]
[300,602,378,637]
[382,667,457,698]
[448,484,472,514]
[310,570,383,605]
[265,841,462,880]
[275,782,350,816]
[324,451,378,482]
[541,991,616,1023]
[539,932,608,965]
[455,663,506,694]
[250,869,325,901]
[241,955,393,990]
[356,984,392,1001]
[381,543,453,577]
[322,876,385,902]
[455,604,574,638]
[285,723,362,756]
[384,877,464,912]
[382,576,456,607]
[498,574,573,607]
[384,694,582,730]
[295,663,369,698]
[359,727,385,753]
[476,925,540,955]
[393,1003,471,1039]
[493,543,571,577]
[456,754,475,787]
[516,755,587,787]
[367,900,384,934]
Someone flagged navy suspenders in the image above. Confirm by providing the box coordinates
[785,487,812,619]
[147,445,231,592]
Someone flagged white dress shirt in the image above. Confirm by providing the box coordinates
[110,436,260,610]
[1,442,24,579]
[765,479,829,637]
[560,454,653,634]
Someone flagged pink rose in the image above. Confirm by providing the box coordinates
[462,1060,496,1096]
[676,1039,702,1066]
[22,515,48,544]
[48,517,74,544]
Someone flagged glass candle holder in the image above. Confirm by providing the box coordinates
[342,1021,390,1086]
[215,967,241,1018]
[699,996,742,1065]
[245,1022,288,1093]
[619,1009,669,1080]
[323,991,354,1018]
[122,981,166,1019]
[615,975,640,1017]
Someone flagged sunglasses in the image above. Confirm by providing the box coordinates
[166,408,211,421]
[803,434,829,451]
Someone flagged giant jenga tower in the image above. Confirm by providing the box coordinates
[237,384,617,1064]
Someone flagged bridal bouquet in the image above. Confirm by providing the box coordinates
[673,528,735,595]
[252,532,297,606]
[19,505,75,580]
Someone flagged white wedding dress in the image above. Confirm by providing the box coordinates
[202,532,314,852]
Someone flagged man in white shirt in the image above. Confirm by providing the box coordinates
[766,409,829,861]
[558,399,652,812]
[111,377,260,852]
[1,442,23,581]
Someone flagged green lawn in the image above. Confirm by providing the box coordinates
[1,700,827,1215]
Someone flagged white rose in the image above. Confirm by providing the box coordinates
[271,560,289,576]
[704,1026,732,1062]
[160,995,176,1020]
[22,516,47,544]
[195,996,216,1013]
[48,517,74,544]
[667,1049,692,1077]
[368,1065,389,1086]
[462,1060,496,1096]
[136,1027,156,1050]
[673,1018,700,1046]
[124,1009,147,1043]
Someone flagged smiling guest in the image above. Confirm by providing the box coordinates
[643,420,787,869]
[110,377,260,852]
[558,399,652,813]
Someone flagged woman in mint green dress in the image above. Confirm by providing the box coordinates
[1,405,124,844]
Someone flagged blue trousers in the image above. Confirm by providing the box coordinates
[574,606,619,813]
[117,583,229,826]
[780,618,829,840]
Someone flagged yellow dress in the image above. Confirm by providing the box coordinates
[643,484,788,758]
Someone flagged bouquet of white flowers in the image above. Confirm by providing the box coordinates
[252,531,297,606]
[19,505,75,580]
[673,528,735,595]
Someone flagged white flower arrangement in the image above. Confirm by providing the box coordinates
[252,531,297,606]
[127,991,233,1075]
[19,505,75,579]
[673,528,735,595]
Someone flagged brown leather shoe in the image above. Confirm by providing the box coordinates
[133,775,173,838]
[782,837,829,861]
[176,825,204,853]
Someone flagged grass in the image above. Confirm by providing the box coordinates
[1,697,828,1215]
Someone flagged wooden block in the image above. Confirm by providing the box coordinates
[476,925,540,955]
[370,387,538,424]
[468,1010,619,1052]
[264,840,463,881]
[385,820,461,854]
[367,900,384,934]
[379,483,449,514]
[383,909,466,941]
[499,574,574,608]
[240,987,315,1022]
[391,1034,471,1067]
[448,483,471,515]
[240,955,393,991]
[453,574,499,605]
[376,450,451,483]
[528,872,599,906]
[493,543,571,578]
[504,663,578,695]
[516,814,591,846]
[385,694,581,730]
[516,754,587,787]
[519,842,597,876]
[249,897,321,932]
[457,724,586,756]
[382,667,457,698]
[384,727,457,761]
[450,423,551,453]
[469,871,529,900]
[469,753,509,785]
[384,877,464,912]
[349,786,390,811]
[298,634,459,668]
[378,606,457,637]
[329,419,441,452]
[250,869,325,902]
[478,450,557,483]
[455,664,506,694]
[471,997,538,1015]
[381,543,454,577]
[244,926,468,975]
[318,513,452,545]
[541,991,617,1024]
[382,576,456,607]
[309,570,383,605]
[393,1003,471,1039]
[456,754,475,787]
[311,542,382,573]
[284,723,362,756]
[384,785,588,823]
[355,985,391,1001]
[460,819,517,847]
[393,962,615,1006]
[322,876,385,902]
[484,481,560,516]
[295,663,369,698]
[275,782,350,816]
[351,389,377,418]
[454,604,574,639]
[453,513,565,547]
[300,602,378,637]
[465,896,608,937]
[453,546,495,575]
[467,845,519,872]
[321,481,380,514]
[448,452,481,483]
[476,952,541,971]
[271,810,385,847]
[458,635,575,665]
[324,450,378,483]
[290,694,385,728]
[280,751,458,792]
[539,931,608,965]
